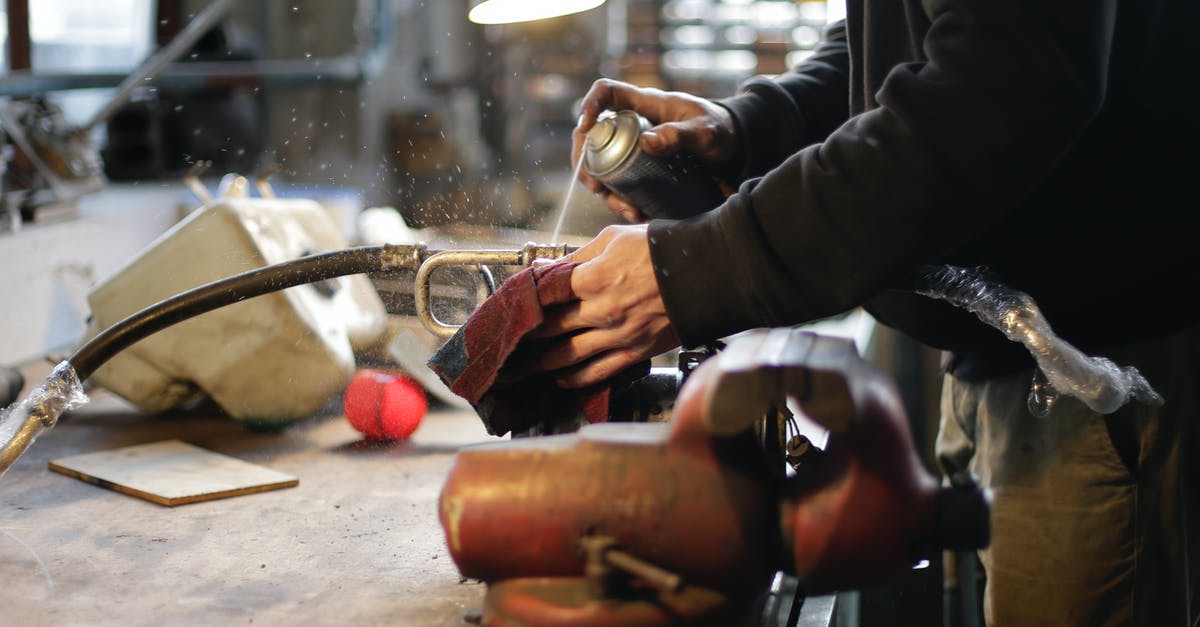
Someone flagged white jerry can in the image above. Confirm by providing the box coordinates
[79,194,388,426]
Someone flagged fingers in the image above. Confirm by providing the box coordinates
[637,130,673,157]
[535,324,676,389]
[557,224,620,267]
[575,79,732,218]
[602,191,645,223]
[535,327,631,373]
[641,111,737,162]
[540,319,680,388]
[526,302,588,339]
[555,348,653,389]
[570,118,605,194]
[577,79,623,133]
[577,78,671,128]
[575,79,655,195]
[518,224,677,388]
[641,121,704,158]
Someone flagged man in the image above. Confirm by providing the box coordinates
[529,2,1200,625]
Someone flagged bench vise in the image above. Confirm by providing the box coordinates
[438,328,990,625]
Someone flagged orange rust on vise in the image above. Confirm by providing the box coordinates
[482,577,737,627]
[779,366,941,591]
[439,329,967,604]
[438,415,778,597]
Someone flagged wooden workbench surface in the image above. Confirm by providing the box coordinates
[0,382,488,626]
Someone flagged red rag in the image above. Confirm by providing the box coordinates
[436,262,611,436]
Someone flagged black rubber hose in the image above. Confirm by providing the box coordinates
[68,246,387,381]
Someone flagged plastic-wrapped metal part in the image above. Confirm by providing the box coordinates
[916,265,1163,416]
[0,362,88,478]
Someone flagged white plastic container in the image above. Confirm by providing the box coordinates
[80,196,388,425]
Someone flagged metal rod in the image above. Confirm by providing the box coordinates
[83,0,237,132]
[0,412,46,478]
[416,250,529,339]
[255,164,280,198]
[605,549,684,594]
[183,161,214,203]
[0,57,366,98]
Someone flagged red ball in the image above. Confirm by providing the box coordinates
[343,369,428,441]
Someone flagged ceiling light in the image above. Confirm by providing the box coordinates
[468,0,607,25]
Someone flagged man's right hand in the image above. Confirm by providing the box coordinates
[571,78,739,223]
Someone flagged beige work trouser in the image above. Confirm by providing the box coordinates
[937,324,1200,626]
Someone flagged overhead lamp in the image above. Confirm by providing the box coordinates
[468,0,607,25]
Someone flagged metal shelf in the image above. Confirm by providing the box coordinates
[0,56,367,98]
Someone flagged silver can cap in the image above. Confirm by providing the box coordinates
[583,110,646,177]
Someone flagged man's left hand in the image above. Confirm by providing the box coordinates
[529,224,680,388]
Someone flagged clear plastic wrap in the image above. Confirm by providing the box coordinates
[0,361,89,478]
[917,265,1163,416]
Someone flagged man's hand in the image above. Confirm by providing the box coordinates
[529,224,680,388]
[572,78,739,223]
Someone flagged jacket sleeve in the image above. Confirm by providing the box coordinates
[650,0,1119,348]
[716,21,850,183]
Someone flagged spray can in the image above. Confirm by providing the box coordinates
[582,110,727,220]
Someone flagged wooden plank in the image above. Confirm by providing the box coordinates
[48,440,298,506]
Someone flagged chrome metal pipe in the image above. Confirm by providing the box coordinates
[415,242,575,338]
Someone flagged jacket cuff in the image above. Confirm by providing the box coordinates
[647,204,768,347]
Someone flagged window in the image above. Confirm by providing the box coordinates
[2,0,153,125]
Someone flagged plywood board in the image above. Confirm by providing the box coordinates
[48,440,298,506]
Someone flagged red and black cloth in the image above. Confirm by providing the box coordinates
[427,262,621,437]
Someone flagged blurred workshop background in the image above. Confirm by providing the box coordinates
[0,2,957,625]
[0,0,849,366]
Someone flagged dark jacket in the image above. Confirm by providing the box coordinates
[648,0,1200,380]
